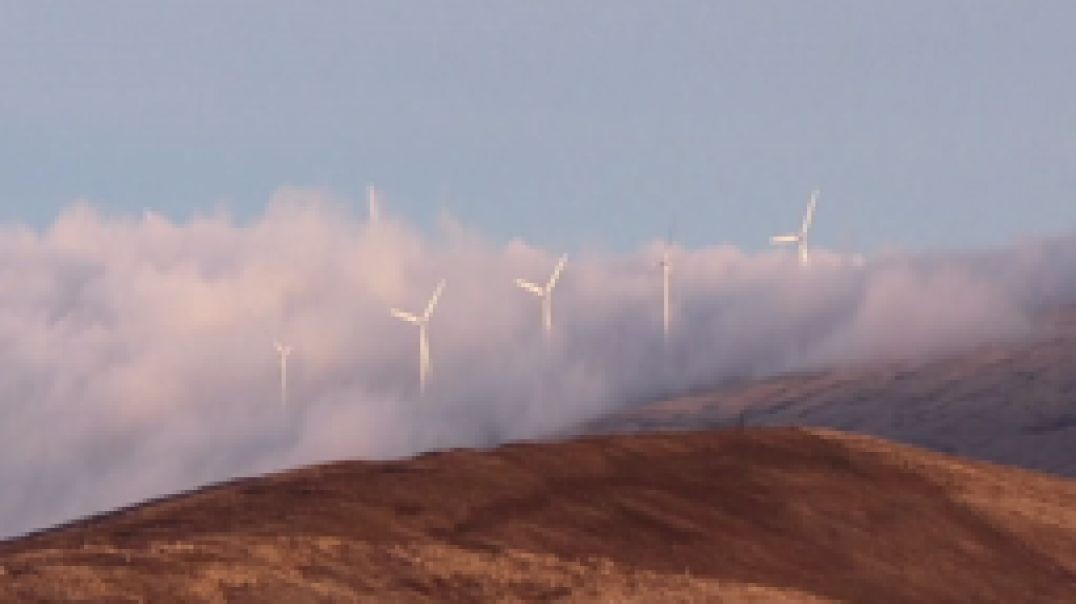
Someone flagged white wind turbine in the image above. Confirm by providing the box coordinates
[390,280,446,393]
[516,254,567,338]
[367,184,381,222]
[658,245,672,341]
[274,341,292,408]
[770,189,820,265]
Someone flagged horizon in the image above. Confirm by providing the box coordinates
[3,189,1073,258]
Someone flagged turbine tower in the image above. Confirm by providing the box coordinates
[770,189,820,265]
[516,254,567,338]
[390,279,446,393]
[367,184,381,223]
[658,247,672,341]
[274,341,292,408]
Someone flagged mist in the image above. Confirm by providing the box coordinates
[0,187,1073,538]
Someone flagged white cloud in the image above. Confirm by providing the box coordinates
[0,187,1071,537]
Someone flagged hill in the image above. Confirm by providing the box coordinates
[0,428,1072,601]
[589,311,1076,476]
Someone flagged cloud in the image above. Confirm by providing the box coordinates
[0,187,1071,537]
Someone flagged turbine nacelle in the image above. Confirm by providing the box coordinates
[657,248,671,269]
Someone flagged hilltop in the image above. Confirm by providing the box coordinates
[590,309,1076,476]
[1,428,1072,601]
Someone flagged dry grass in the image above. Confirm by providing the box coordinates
[0,428,1072,601]
[0,536,827,602]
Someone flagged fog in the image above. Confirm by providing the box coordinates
[0,187,1073,537]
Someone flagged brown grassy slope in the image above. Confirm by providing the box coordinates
[0,428,1073,602]
[589,319,1076,476]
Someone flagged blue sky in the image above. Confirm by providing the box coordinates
[0,2,1073,251]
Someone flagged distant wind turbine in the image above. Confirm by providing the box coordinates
[770,189,820,265]
[516,254,567,338]
[390,280,446,393]
[274,341,292,408]
[658,246,672,341]
[367,184,381,223]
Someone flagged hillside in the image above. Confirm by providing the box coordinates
[590,311,1076,476]
[0,428,1072,601]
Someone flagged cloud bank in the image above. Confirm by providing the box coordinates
[0,187,1073,537]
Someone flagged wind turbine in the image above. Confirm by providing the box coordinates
[770,189,820,265]
[274,341,292,408]
[658,245,672,341]
[367,184,381,222]
[516,254,567,338]
[390,279,446,393]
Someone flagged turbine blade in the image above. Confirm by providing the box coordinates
[771,234,800,244]
[801,189,819,234]
[423,279,446,320]
[390,308,420,324]
[546,254,568,291]
[515,279,544,296]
